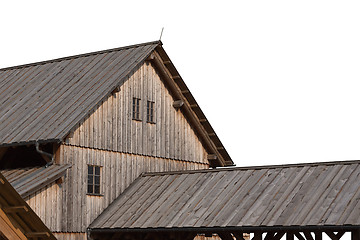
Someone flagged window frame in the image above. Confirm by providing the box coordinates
[146,100,155,123]
[87,165,102,196]
[132,97,141,121]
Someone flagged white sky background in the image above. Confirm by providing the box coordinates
[1,0,360,167]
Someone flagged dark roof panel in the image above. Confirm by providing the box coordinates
[90,160,360,231]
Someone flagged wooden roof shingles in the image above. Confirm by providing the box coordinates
[0,41,159,147]
[89,160,360,233]
[1,164,71,198]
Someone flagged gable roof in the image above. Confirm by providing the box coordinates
[89,160,360,233]
[1,164,71,198]
[0,41,233,167]
[0,41,158,147]
[0,172,56,240]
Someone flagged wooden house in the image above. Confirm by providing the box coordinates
[0,41,234,239]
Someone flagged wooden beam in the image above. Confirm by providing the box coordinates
[151,50,227,167]
[218,232,234,240]
[3,206,28,213]
[294,233,306,240]
[273,232,285,240]
[25,232,50,238]
[233,232,246,240]
[325,231,345,240]
[286,233,294,240]
[352,229,360,240]
[314,232,322,240]
[207,154,218,160]
[252,232,263,240]
[303,231,314,240]
[264,232,274,240]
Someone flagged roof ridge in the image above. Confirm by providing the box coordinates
[0,40,162,72]
[142,159,360,176]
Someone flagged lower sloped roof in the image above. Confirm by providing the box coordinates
[89,160,360,232]
[1,164,71,198]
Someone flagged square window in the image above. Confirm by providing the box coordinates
[146,101,155,123]
[132,98,141,120]
[87,165,101,195]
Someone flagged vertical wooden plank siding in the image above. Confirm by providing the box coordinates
[55,144,208,232]
[65,62,209,163]
[26,61,211,236]
[53,233,87,240]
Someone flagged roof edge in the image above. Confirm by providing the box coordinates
[0,40,162,71]
[89,225,360,234]
[141,159,360,176]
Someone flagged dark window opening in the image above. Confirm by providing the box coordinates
[132,98,141,120]
[146,101,155,123]
[88,165,101,195]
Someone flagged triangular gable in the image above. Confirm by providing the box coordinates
[0,41,233,167]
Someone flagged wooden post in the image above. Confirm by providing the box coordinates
[352,230,360,240]
[253,232,262,240]
[286,232,294,240]
[303,231,314,240]
[314,232,322,240]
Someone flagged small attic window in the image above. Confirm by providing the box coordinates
[146,101,155,123]
[87,165,101,195]
[132,98,141,121]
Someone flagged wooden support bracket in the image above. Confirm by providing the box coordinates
[303,231,314,240]
[111,86,121,95]
[325,231,345,240]
[294,232,306,240]
[4,206,28,213]
[173,100,184,109]
[146,53,155,61]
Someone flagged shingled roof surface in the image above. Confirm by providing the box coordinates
[90,160,360,232]
[0,41,159,146]
[1,164,71,198]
